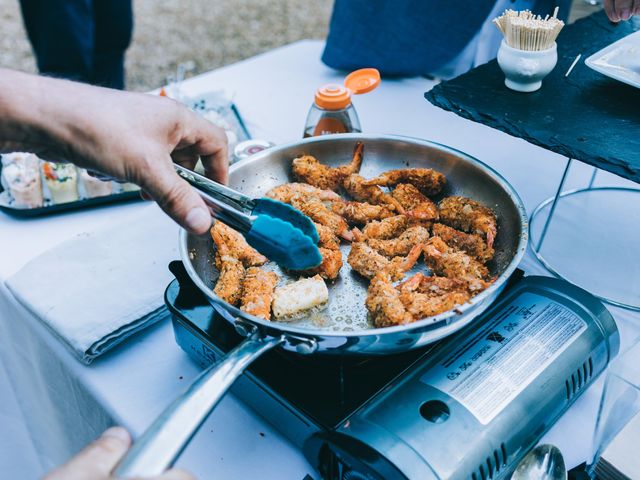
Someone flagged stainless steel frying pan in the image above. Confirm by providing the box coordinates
[114,134,528,478]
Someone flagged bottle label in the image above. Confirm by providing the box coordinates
[312,117,348,136]
[420,292,587,424]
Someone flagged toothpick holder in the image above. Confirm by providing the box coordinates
[497,40,557,92]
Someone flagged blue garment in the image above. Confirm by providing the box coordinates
[322,0,572,77]
[19,0,133,89]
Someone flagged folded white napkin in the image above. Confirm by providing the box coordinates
[6,206,180,364]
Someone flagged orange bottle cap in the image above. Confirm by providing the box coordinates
[315,84,352,110]
[344,68,381,95]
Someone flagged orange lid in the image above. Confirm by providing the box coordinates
[315,84,352,110]
[314,69,381,110]
[344,68,381,94]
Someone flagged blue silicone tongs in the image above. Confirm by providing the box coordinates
[175,164,321,270]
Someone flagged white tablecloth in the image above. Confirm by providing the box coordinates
[1,40,639,479]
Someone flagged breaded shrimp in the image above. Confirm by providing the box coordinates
[330,200,395,225]
[314,222,341,250]
[210,221,267,268]
[365,245,423,327]
[360,215,409,240]
[362,168,446,196]
[366,226,430,258]
[265,183,341,203]
[342,174,405,213]
[214,255,245,306]
[290,196,353,241]
[309,247,343,280]
[397,274,470,318]
[438,196,497,248]
[211,234,246,306]
[291,142,364,191]
[432,223,494,263]
[423,237,491,292]
[347,242,391,279]
[392,183,439,221]
[298,223,343,280]
[401,289,471,318]
[240,267,279,320]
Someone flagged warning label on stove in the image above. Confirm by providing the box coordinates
[420,293,587,425]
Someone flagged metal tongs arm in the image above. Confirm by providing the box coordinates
[174,164,255,234]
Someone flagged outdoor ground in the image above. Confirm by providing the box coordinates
[0,0,599,92]
[0,0,333,91]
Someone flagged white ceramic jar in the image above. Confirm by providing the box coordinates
[497,40,558,92]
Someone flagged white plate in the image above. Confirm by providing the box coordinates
[585,30,640,88]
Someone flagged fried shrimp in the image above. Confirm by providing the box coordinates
[330,200,395,225]
[401,288,470,318]
[347,242,391,279]
[397,273,470,318]
[362,168,446,196]
[423,237,491,292]
[342,174,405,213]
[292,142,364,191]
[211,231,246,306]
[290,196,353,241]
[314,222,340,250]
[360,215,409,240]
[300,222,343,280]
[210,222,267,268]
[311,247,343,280]
[438,196,497,248]
[432,223,494,263]
[265,183,341,203]
[366,226,430,258]
[365,245,423,327]
[213,256,245,306]
[392,183,439,221]
[240,267,279,320]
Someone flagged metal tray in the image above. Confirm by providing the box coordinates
[0,189,142,217]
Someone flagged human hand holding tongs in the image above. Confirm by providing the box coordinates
[174,164,321,270]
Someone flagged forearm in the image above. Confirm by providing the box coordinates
[0,69,76,157]
[0,67,227,233]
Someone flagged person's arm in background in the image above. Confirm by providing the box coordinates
[0,68,228,234]
[44,427,192,480]
[604,0,640,21]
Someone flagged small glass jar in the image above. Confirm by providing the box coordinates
[303,68,380,138]
[232,139,275,163]
[303,85,362,137]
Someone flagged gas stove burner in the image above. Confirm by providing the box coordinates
[166,264,618,480]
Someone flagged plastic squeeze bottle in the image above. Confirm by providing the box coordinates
[303,68,380,138]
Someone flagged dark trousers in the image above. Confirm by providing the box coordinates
[19,0,133,89]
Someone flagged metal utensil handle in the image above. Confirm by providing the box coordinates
[174,165,255,234]
[113,333,285,478]
[174,164,256,213]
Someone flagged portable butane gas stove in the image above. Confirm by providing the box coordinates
[166,263,619,480]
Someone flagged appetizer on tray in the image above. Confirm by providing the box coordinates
[0,152,43,208]
[42,161,79,204]
[0,152,141,216]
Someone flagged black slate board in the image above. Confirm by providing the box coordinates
[425,12,640,183]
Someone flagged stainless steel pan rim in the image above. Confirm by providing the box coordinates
[179,133,528,339]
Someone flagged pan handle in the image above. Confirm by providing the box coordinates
[113,332,285,478]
